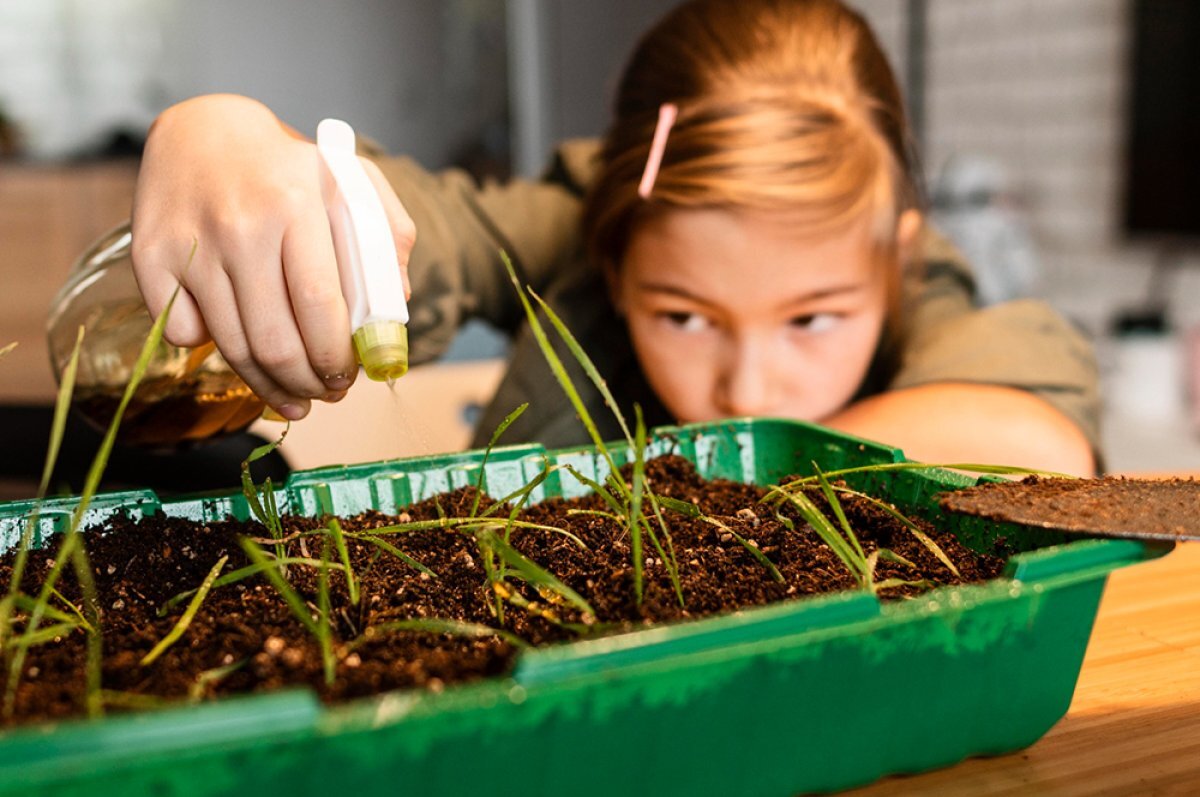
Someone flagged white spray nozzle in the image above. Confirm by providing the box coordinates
[316,118,409,381]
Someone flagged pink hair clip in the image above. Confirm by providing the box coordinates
[638,103,678,198]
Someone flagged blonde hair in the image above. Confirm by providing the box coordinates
[584,0,922,349]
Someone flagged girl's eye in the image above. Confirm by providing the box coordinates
[661,311,712,333]
[789,313,840,334]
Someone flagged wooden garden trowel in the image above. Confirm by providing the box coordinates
[938,476,1200,542]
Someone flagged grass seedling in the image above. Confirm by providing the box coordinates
[316,538,336,684]
[240,426,290,568]
[189,658,248,703]
[237,539,319,634]
[469,402,528,519]
[476,528,593,616]
[656,496,784,583]
[339,532,437,579]
[325,518,359,606]
[239,537,335,684]
[0,328,85,659]
[343,618,530,655]
[158,556,349,616]
[502,252,682,607]
[140,556,228,666]
[758,453,1070,585]
[768,467,932,594]
[6,273,185,719]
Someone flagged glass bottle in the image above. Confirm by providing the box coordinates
[46,222,264,447]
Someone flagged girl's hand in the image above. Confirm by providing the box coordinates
[130,94,416,420]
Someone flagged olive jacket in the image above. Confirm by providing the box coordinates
[368,140,1100,456]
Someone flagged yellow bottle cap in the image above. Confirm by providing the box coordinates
[353,320,409,382]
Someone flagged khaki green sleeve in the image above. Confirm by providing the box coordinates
[893,230,1102,454]
[363,139,601,365]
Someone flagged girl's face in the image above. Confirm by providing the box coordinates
[616,208,894,424]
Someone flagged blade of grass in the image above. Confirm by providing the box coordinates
[479,459,555,519]
[240,426,289,563]
[140,556,228,666]
[478,530,594,617]
[325,519,359,606]
[874,548,918,569]
[316,538,335,685]
[189,658,248,702]
[342,532,437,578]
[7,281,186,719]
[527,288,634,447]
[772,487,868,588]
[812,465,866,563]
[500,253,627,492]
[560,464,627,518]
[770,461,1077,499]
[874,577,936,592]
[6,621,81,651]
[470,402,528,518]
[641,494,686,603]
[12,593,85,629]
[68,544,103,717]
[158,557,346,616]
[628,406,647,603]
[828,485,961,578]
[657,496,784,583]
[1,326,84,655]
[566,508,623,523]
[238,539,317,635]
[345,618,529,654]
[360,516,577,542]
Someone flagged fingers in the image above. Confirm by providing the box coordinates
[363,158,416,300]
[281,206,357,391]
[191,260,312,421]
[130,217,211,348]
[221,231,332,411]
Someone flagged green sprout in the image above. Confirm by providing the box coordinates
[5,268,189,719]
[342,618,529,655]
[767,466,938,595]
[240,426,290,567]
[502,252,682,607]
[141,556,228,666]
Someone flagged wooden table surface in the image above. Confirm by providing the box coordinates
[849,540,1200,796]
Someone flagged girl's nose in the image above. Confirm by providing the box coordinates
[716,336,777,417]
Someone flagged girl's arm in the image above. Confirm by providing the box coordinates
[823,382,1097,476]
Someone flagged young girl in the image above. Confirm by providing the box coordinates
[127,0,1099,475]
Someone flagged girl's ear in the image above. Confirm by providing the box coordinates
[896,209,924,267]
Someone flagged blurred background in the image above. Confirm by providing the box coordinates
[1,0,1198,493]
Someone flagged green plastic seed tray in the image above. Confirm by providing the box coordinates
[0,419,1169,796]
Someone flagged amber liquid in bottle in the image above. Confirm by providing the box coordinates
[72,376,264,447]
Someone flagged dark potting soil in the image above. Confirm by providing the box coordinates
[2,455,1006,729]
[939,476,1200,541]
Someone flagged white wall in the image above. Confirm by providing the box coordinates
[0,0,509,169]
